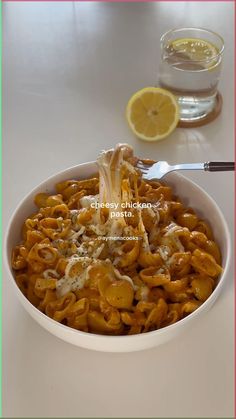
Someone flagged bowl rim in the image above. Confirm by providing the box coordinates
[4,161,231,342]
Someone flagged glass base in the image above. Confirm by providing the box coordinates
[177,91,222,128]
[178,93,216,121]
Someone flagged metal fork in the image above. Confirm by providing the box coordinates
[136,160,235,180]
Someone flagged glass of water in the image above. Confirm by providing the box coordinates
[159,27,224,124]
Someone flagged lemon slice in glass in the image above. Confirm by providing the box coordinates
[168,37,219,70]
[126,87,179,142]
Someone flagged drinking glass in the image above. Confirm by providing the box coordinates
[159,27,224,124]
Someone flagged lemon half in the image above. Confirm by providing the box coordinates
[126,87,179,142]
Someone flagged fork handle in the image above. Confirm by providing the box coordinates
[204,162,235,171]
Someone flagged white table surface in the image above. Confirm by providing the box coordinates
[3,2,234,418]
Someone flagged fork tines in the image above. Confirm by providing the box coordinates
[136,160,152,174]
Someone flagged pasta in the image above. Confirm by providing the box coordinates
[12,144,223,335]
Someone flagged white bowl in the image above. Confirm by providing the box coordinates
[4,162,231,352]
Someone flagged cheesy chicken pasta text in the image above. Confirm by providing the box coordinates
[12,144,223,335]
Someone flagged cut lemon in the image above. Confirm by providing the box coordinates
[168,38,219,69]
[126,87,179,142]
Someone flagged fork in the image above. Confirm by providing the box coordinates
[136,160,235,180]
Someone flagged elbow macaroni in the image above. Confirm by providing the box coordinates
[12,144,223,335]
